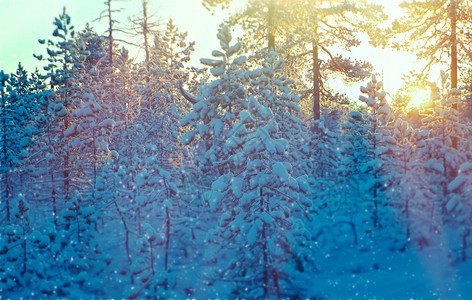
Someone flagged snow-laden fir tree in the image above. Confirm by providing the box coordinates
[51,190,110,298]
[65,90,116,201]
[126,223,173,299]
[412,71,469,255]
[180,25,247,178]
[335,110,371,247]
[34,8,86,202]
[358,75,395,230]
[447,161,472,261]
[1,70,12,224]
[0,195,54,297]
[388,118,416,241]
[1,65,48,226]
[198,51,313,298]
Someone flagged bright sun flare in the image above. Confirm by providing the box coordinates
[409,87,430,107]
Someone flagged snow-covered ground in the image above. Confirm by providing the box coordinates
[310,244,472,299]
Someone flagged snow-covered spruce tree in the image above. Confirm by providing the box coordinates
[247,53,309,175]
[307,112,368,260]
[306,115,342,227]
[133,18,194,173]
[419,71,466,180]
[51,190,110,298]
[0,195,54,297]
[92,156,133,268]
[447,161,472,262]
[332,74,398,251]
[92,25,195,292]
[198,53,313,298]
[180,25,247,179]
[0,65,30,224]
[0,70,12,224]
[1,65,47,226]
[28,14,111,235]
[117,143,195,296]
[358,75,395,230]
[65,91,116,200]
[412,71,468,254]
[34,8,85,202]
[387,118,416,241]
[126,223,180,299]
[334,110,371,248]
[74,23,109,73]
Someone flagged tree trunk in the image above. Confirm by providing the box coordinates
[142,0,150,65]
[451,0,458,150]
[107,0,114,66]
[149,240,156,296]
[1,75,10,223]
[113,200,131,265]
[164,206,170,290]
[268,1,275,51]
[260,187,269,298]
[313,40,320,122]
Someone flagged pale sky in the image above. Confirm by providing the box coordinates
[0,0,223,73]
[0,0,433,101]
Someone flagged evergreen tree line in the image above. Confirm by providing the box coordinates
[1,1,472,298]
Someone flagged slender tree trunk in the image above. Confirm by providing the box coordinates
[149,241,157,295]
[260,187,269,298]
[313,40,320,122]
[47,121,58,230]
[52,177,57,229]
[107,0,114,67]
[268,1,275,51]
[142,0,151,113]
[272,269,280,298]
[76,207,81,243]
[113,200,131,263]
[1,76,10,223]
[403,153,410,239]
[22,226,27,276]
[451,0,458,150]
[372,120,378,228]
[142,0,150,65]
[164,206,170,290]
[62,39,71,202]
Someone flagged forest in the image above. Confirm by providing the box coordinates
[1,0,472,298]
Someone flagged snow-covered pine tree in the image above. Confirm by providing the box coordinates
[306,115,342,236]
[203,0,383,120]
[66,91,116,202]
[35,8,85,202]
[447,161,472,261]
[7,63,45,183]
[0,70,11,224]
[135,18,193,173]
[1,65,46,226]
[180,25,247,178]
[51,190,110,298]
[74,23,108,73]
[358,75,395,230]
[388,118,416,240]
[0,195,54,297]
[127,223,180,299]
[413,71,469,254]
[334,110,371,247]
[201,52,313,298]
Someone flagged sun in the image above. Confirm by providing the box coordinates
[408,87,429,108]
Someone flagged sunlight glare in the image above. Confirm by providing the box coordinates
[409,87,429,108]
